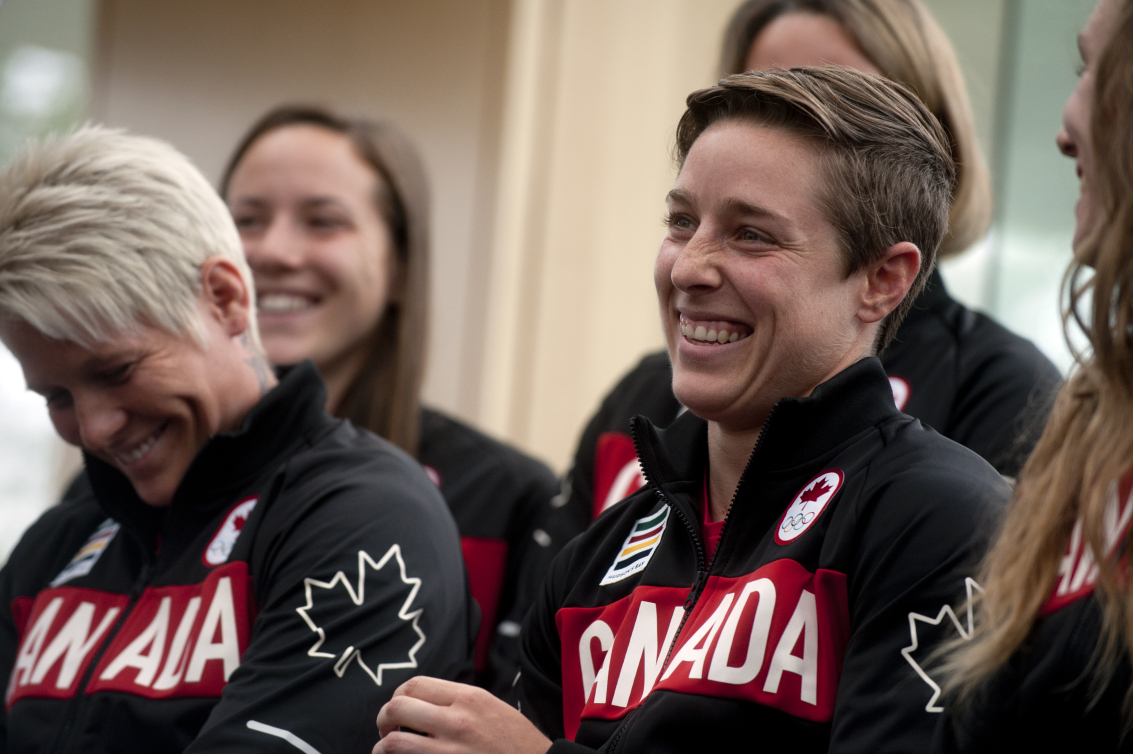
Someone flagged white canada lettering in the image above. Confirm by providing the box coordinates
[1056,519,1084,596]
[763,590,819,705]
[611,602,683,707]
[100,597,171,686]
[557,564,849,738]
[186,577,240,683]
[7,563,250,706]
[8,597,64,697]
[152,596,201,691]
[579,620,614,704]
[33,602,119,689]
[708,578,776,685]
[662,593,735,682]
[1052,480,1133,605]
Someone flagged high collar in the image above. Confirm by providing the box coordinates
[84,360,331,555]
[900,268,952,326]
[631,357,898,489]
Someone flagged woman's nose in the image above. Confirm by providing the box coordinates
[246,216,304,271]
[73,392,129,452]
[670,233,724,293]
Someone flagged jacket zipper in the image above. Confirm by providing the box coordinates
[49,562,153,754]
[608,408,778,753]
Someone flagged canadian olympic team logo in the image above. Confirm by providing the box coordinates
[774,470,844,545]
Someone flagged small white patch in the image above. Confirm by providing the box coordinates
[51,518,120,587]
[600,506,670,585]
[204,497,258,567]
[889,376,911,412]
[533,529,552,547]
[497,620,522,638]
[775,470,844,545]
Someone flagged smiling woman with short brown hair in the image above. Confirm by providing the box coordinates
[370,66,1010,754]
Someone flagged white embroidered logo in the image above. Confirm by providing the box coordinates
[295,546,426,685]
[204,497,258,567]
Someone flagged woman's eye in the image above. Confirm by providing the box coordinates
[98,363,134,386]
[308,215,349,231]
[666,213,694,231]
[45,389,73,409]
[233,215,263,230]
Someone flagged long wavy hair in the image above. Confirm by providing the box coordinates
[945,0,1133,707]
[720,0,991,258]
[220,106,430,455]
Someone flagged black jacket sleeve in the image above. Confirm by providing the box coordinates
[947,329,1061,478]
[827,447,1009,753]
[485,456,562,698]
[185,454,473,754]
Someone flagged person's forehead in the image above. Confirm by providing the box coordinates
[1083,0,1117,56]
[676,122,823,205]
[229,125,377,202]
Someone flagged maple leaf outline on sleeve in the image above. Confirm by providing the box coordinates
[295,545,426,686]
[900,577,983,713]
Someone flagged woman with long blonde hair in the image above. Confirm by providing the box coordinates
[936,0,1133,749]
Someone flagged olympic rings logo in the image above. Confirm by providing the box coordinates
[781,511,816,532]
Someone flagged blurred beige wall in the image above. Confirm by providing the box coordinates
[479,0,738,471]
[92,0,510,427]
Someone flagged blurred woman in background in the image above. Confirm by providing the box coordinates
[936,0,1133,750]
[221,106,560,696]
[559,0,1061,536]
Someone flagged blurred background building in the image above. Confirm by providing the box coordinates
[0,0,1094,559]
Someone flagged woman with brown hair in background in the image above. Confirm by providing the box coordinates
[220,106,560,697]
[559,0,1061,536]
[935,0,1133,750]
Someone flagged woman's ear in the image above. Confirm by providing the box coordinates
[200,257,252,338]
[857,242,922,325]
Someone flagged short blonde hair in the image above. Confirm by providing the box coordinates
[720,0,992,258]
[0,125,259,348]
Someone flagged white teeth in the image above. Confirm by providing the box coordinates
[259,294,315,313]
[680,319,750,345]
[114,427,162,466]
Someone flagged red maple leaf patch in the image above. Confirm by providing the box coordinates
[800,478,832,505]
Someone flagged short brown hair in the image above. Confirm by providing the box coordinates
[676,67,955,349]
[719,0,990,259]
[220,106,430,455]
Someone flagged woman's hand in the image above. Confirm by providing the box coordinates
[373,677,553,754]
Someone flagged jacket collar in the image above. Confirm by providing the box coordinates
[84,360,331,555]
[631,357,898,491]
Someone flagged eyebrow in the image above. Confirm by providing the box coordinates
[667,188,787,223]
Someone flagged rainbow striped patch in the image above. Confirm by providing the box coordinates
[600,505,670,585]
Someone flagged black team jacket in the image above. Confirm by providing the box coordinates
[416,409,560,696]
[520,358,1010,753]
[556,271,1060,534]
[0,362,473,754]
